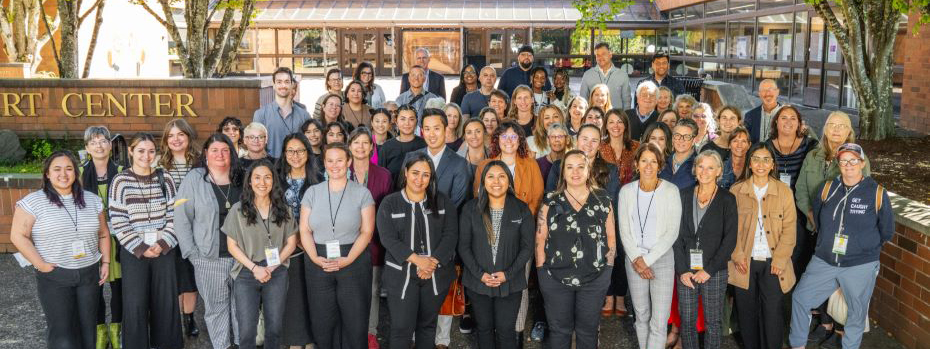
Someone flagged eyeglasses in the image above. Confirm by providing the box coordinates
[548,135,567,140]
[672,133,694,141]
[838,158,862,167]
[499,134,520,142]
[244,135,266,142]
[87,140,110,147]
[751,156,773,163]
[285,149,308,157]
[692,113,706,119]
[825,122,849,130]
[360,71,373,76]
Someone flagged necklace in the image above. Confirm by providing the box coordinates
[697,185,717,208]
[565,188,589,209]
[775,136,799,155]
[209,172,232,209]
[345,105,365,126]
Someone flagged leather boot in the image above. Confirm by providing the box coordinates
[108,323,121,349]
[95,324,109,349]
[184,313,200,337]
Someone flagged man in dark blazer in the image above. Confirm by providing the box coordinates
[400,47,447,100]
[404,109,471,208]
[627,80,660,141]
[743,79,783,143]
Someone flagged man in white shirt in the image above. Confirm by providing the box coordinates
[580,42,632,110]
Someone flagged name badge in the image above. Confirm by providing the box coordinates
[832,234,849,255]
[71,241,87,259]
[325,240,341,259]
[143,230,158,246]
[265,247,281,267]
[779,173,792,186]
[689,249,703,270]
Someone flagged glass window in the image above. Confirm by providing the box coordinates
[726,64,753,93]
[759,0,794,10]
[597,29,656,55]
[294,29,325,54]
[790,68,805,103]
[669,8,688,23]
[669,28,686,55]
[683,4,703,20]
[809,16,825,62]
[705,22,726,58]
[535,28,587,55]
[685,61,701,77]
[704,61,724,80]
[509,31,528,55]
[793,12,808,62]
[728,19,755,59]
[489,33,504,69]
[257,29,276,55]
[843,73,858,109]
[656,28,670,53]
[705,0,727,18]
[824,70,841,106]
[293,57,337,75]
[754,65,790,93]
[402,31,462,75]
[685,26,703,57]
[383,32,396,73]
[826,32,842,63]
[757,14,792,61]
[729,0,756,14]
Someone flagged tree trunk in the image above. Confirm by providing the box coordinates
[81,0,104,78]
[184,0,208,78]
[56,0,79,78]
[216,0,255,77]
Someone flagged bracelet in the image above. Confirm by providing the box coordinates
[101,261,110,264]
[250,264,256,271]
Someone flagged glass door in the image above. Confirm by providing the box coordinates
[341,32,360,73]
[803,15,825,108]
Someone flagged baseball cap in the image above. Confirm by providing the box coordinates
[836,143,865,160]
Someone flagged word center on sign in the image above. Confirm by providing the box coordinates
[0,92,197,118]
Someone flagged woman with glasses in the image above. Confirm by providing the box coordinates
[241,122,276,170]
[314,68,345,119]
[536,123,573,185]
[218,117,247,157]
[319,94,347,129]
[730,143,797,349]
[354,62,386,109]
[277,133,321,349]
[701,106,743,162]
[527,105,565,158]
[342,80,372,128]
[451,64,479,106]
[691,103,717,149]
[159,119,203,339]
[661,118,699,190]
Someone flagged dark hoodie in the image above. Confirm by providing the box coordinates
[812,176,894,267]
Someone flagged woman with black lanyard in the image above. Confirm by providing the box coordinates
[278,133,321,348]
[12,150,111,349]
[175,134,244,349]
[377,154,458,349]
[109,133,183,349]
[300,143,376,349]
[225,159,299,349]
[536,149,617,348]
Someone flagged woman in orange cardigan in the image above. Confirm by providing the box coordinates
[473,121,544,214]
[472,120,545,341]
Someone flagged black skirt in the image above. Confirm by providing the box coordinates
[175,252,198,294]
[284,253,315,345]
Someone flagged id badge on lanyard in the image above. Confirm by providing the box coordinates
[325,240,341,259]
[689,249,703,270]
[779,172,792,187]
[265,247,281,266]
[143,230,158,245]
[71,241,87,259]
[832,234,849,255]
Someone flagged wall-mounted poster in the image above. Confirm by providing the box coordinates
[736,37,749,59]
[757,36,769,60]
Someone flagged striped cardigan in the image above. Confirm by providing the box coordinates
[108,169,178,257]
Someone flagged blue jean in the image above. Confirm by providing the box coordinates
[789,257,879,348]
[234,265,289,349]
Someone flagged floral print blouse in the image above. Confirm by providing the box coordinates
[543,188,612,287]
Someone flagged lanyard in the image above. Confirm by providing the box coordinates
[279,105,298,134]
[327,181,348,239]
[691,186,716,249]
[62,200,80,233]
[259,209,275,248]
[637,188,656,246]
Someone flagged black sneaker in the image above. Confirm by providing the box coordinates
[808,325,832,345]
[459,315,475,334]
[819,332,841,349]
[529,321,546,342]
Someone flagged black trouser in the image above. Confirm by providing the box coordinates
[234,264,289,349]
[734,259,784,349]
[120,248,183,349]
[386,277,449,349]
[284,254,314,346]
[96,279,122,324]
[305,244,372,349]
[606,248,628,297]
[467,289,521,349]
[528,263,547,323]
[35,262,101,349]
[538,266,612,349]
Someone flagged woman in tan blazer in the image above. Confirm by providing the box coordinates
[729,142,797,349]
[473,121,544,215]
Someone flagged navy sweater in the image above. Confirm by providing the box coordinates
[812,176,894,267]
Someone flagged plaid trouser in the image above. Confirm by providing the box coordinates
[677,269,728,349]
[627,250,675,349]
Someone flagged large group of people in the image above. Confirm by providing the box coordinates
[11,43,894,349]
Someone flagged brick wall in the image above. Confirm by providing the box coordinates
[0,176,43,253]
[900,13,930,134]
[871,193,930,348]
[0,79,271,142]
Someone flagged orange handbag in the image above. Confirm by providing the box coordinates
[439,265,466,316]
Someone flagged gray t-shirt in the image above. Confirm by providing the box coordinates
[221,202,298,277]
[301,180,375,244]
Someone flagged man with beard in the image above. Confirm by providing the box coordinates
[497,45,551,98]
[253,67,311,158]
[635,52,685,107]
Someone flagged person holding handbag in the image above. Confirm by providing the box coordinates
[459,160,535,349]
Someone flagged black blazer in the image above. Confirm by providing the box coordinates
[673,186,739,275]
[377,191,458,298]
[458,195,535,297]
[626,109,658,141]
[404,147,472,208]
[401,70,447,100]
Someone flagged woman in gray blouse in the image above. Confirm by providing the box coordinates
[224,159,298,349]
[300,143,376,349]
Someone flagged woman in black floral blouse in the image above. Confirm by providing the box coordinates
[535,149,617,349]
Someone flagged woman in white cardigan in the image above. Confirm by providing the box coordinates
[618,142,682,349]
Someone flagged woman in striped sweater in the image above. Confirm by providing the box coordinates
[108,133,183,349]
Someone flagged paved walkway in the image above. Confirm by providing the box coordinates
[0,254,905,348]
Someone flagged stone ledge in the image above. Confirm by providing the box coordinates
[889,191,930,236]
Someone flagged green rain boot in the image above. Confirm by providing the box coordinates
[95,324,109,349]
[107,323,121,349]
